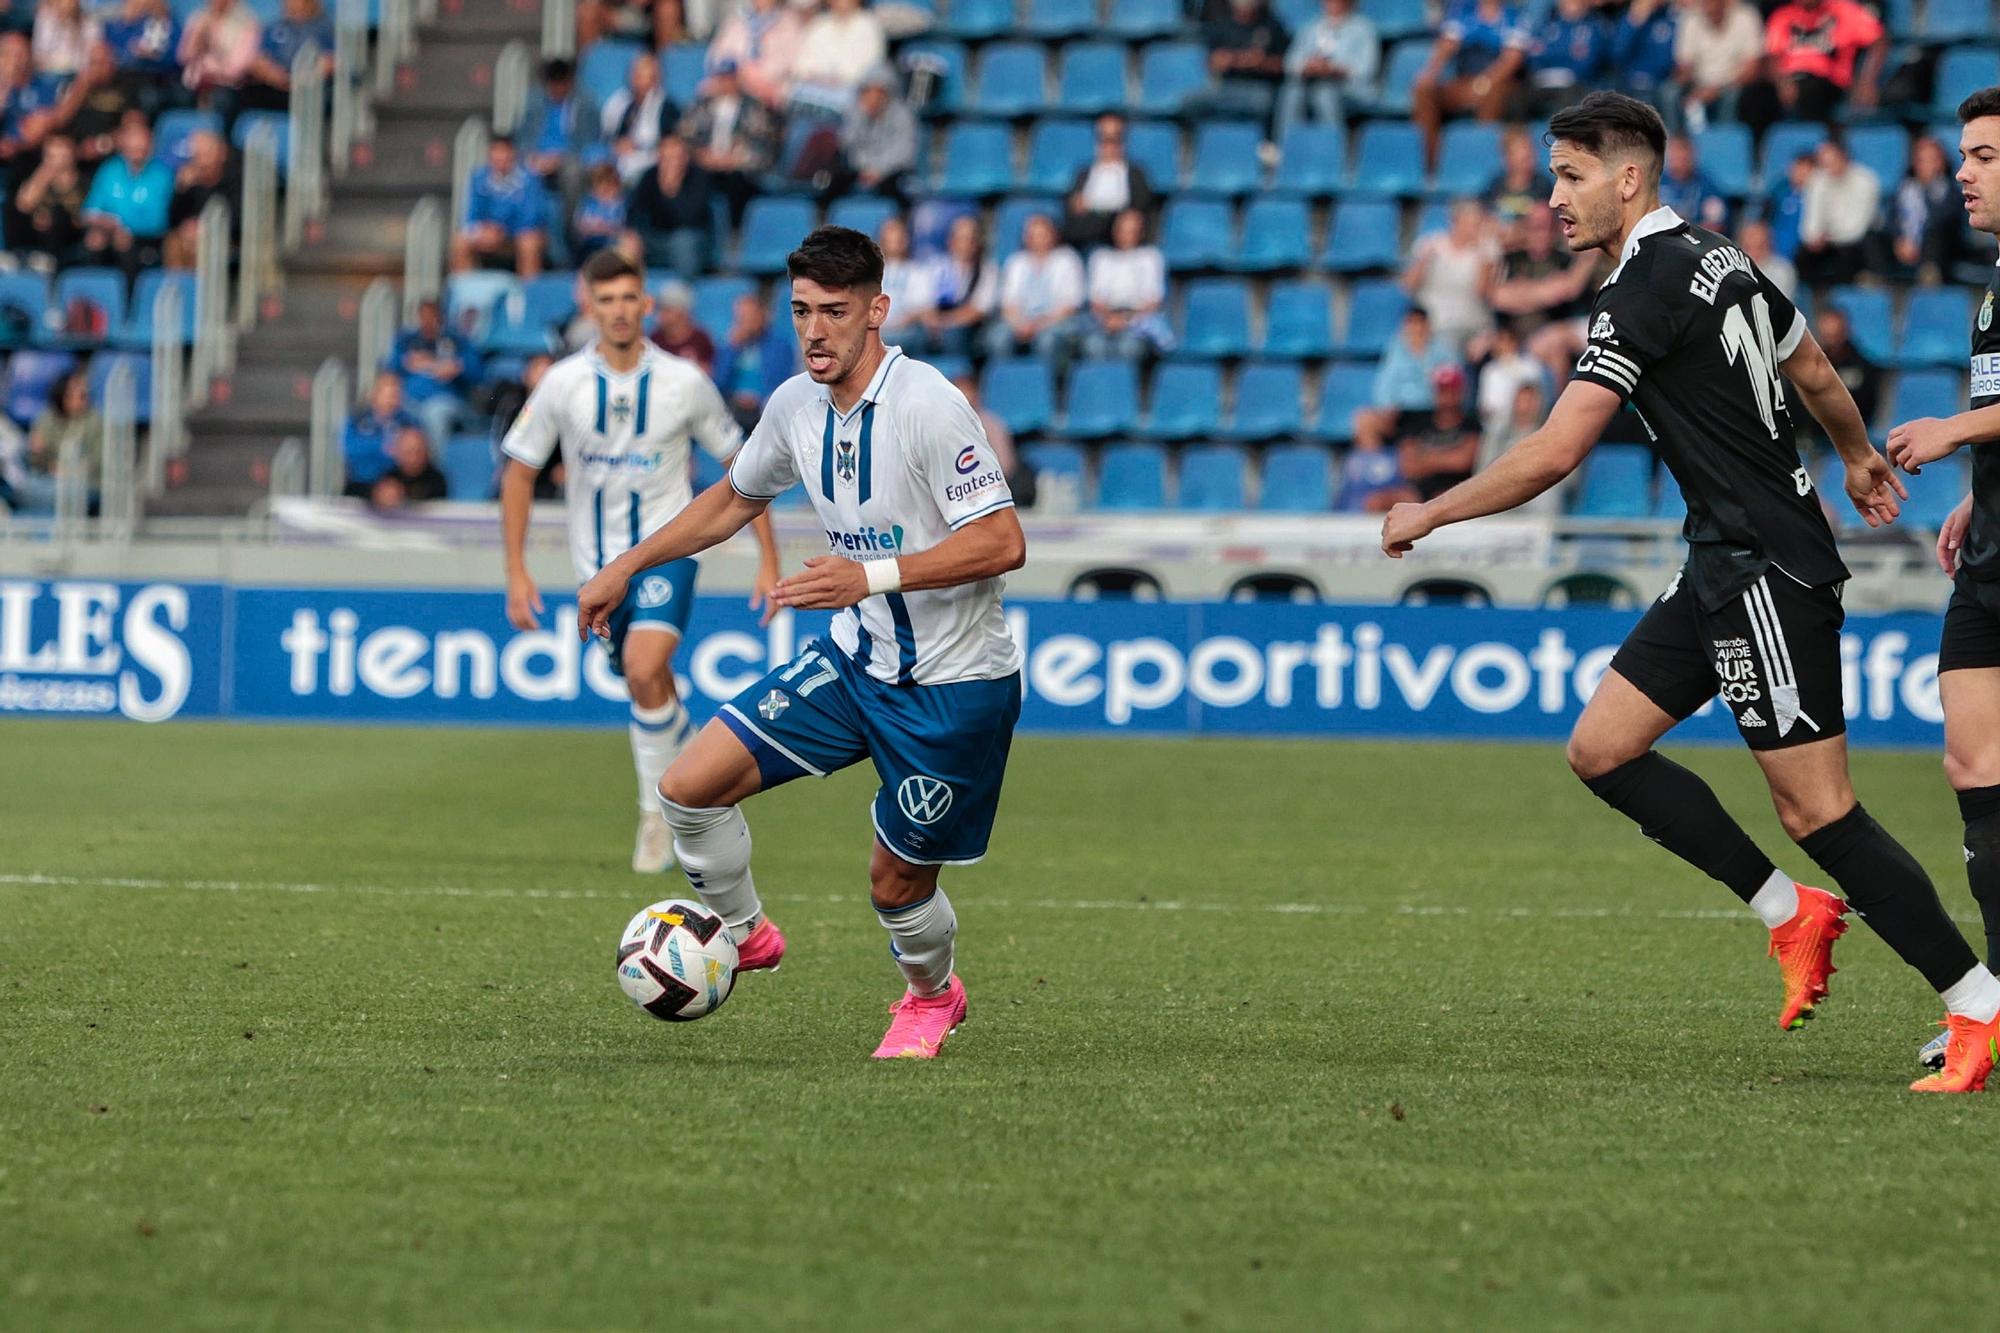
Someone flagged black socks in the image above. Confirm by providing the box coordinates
[1582,752,1778,903]
[1799,803,1978,993]
[1958,785,2000,969]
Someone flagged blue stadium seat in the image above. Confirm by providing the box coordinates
[691,276,754,342]
[1321,200,1401,273]
[87,351,152,421]
[577,40,643,109]
[1572,445,1655,518]
[155,108,222,167]
[1886,0,1919,39]
[447,272,520,345]
[519,274,577,328]
[942,0,1013,40]
[1936,46,2000,120]
[1161,198,1236,270]
[1260,443,1334,511]
[692,449,727,493]
[1922,1,1995,42]
[938,122,1014,194]
[1227,362,1305,439]
[1272,0,1316,32]
[662,43,707,105]
[973,42,1047,117]
[1761,121,1825,188]
[1107,0,1180,39]
[483,277,567,355]
[1899,287,1975,368]
[50,268,126,348]
[1026,0,1096,37]
[1263,281,1335,358]
[1654,480,1687,522]
[1178,278,1253,358]
[118,270,196,349]
[900,40,969,113]
[1145,361,1223,437]
[1023,441,1086,491]
[1829,286,1895,365]
[1371,39,1431,115]
[1348,120,1426,197]
[1127,121,1182,188]
[3,350,74,423]
[826,194,898,237]
[231,111,292,175]
[1024,119,1096,192]
[738,198,817,274]
[1235,197,1311,272]
[982,358,1055,434]
[1338,279,1408,357]
[1903,453,1971,529]
[1189,122,1264,195]
[442,435,496,500]
[1057,41,1129,114]
[0,272,53,349]
[993,196,1063,259]
[1890,368,1967,426]
[1693,124,1753,197]
[1849,124,1910,195]
[1314,362,1376,442]
[1434,122,1503,196]
[1412,199,1450,238]
[1179,444,1248,510]
[1273,122,1346,196]
[1064,360,1142,439]
[1098,442,1168,509]
[1137,41,1208,115]
[1362,0,1430,40]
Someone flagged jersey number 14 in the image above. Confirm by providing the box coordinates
[1720,294,1788,440]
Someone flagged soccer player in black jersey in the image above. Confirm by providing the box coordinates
[1382,90,2000,1093]
[1887,86,2000,1080]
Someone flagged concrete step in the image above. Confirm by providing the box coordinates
[265,274,385,326]
[148,483,270,516]
[420,0,541,42]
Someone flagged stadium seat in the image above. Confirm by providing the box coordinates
[1179,444,1248,510]
[1898,287,1975,367]
[442,435,496,500]
[982,358,1055,434]
[49,268,126,349]
[1693,124,1753,197]
[1935,46,2000,121]
[3,350,75,424]
[692,449,727,493]
[1921,1,1995,42]
[1144,361,1224,437]
[1263,281,1335,358]
[1314,362,1376,442]
[1654,480,1687,522]
[1371,39,1431,115]
[1064,360,1142,439]
[1026,0,1095,37]
[973,42,1047,117]
[1188,122,1264,195]
[1902,453,1971,529]
[662,43,707,105]
[118,270,197,349]
[1161,198,1236,270]
[1136,41,1208,115]
[938,122,1015,195]
[1023,441,1086,491]
[1259,443,1334,511]
[1235,196,1311,272]
[1829,286,1895,365]
[1433,122,1503,196]
[1024,119,1096,192]
[576,39,643,108]
[1107,0,1180,40]
[155,108,222,167]
[1362,0,1430,40]
[941,0,1013,40]
[1338,279,1408,357]
[0,271,53,349]
[738,198,817,274]
[1127,121,1183,189]
[1097,442,1168,509]
[1348,120,1426,197]
[86,350,151,421]
[1057,41,1129,114]
[1227,362,1305,439]
[1321,200,1401,273]
[1412,199,1450,238]
[447,272,520,345]
[1178,278,1253,358]
[1273,123,1346,196]
[1272,0,1316,32]
[1848,124,1910,195]
[231,111,292,175]
[993,195,1063,259]
[1761,121,1825,188]
[520,275,577,329]
[1890,368,1967,427]
[826,194,898,238]
[693,276,754,343]
[900,40,969,113]
[1572,445,1655,517]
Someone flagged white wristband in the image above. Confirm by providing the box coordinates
[865,557,903,596]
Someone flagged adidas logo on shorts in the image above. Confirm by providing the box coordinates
[1738,707,1766,728]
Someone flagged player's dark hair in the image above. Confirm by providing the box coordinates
[787,225,884,292]
[1960,86,2000,125]
[1547,91,1666,178]
[581,248,642,288]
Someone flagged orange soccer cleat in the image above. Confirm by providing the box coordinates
[1767,884,1849,1032]
[1910,1014,2000,1094]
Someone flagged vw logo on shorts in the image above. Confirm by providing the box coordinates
[636,576,674,609]
[896,775,954,825]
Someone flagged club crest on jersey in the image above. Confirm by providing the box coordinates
[835,435,858,484]
[758,689,789,721]
[897,775,953,825]
[636,575,674,608]
[1589,312,1617,343]
[611,394,633,425]
[1982,291,1994,333]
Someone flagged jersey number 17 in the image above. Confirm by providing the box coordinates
[1720,293,1788,440]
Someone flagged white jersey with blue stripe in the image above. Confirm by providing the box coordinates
[501,342,743,581]
[727,346,1021,686]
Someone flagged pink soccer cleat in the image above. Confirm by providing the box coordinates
[871,975,968,1060]
[735,917,787,972]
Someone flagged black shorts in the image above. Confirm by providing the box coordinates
[1940,572,2000,674]
[1610,566,1847,751]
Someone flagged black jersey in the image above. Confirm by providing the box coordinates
[1571,208,1849,611]
[1959,263,2000,580]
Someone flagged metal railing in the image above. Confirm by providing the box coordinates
[50,435,88,543]
[494,40,531,138]
[148,278,187,495]
[357,278,396,385]
[99,357,140,539]
[285,41,328,250]
[308,358,352,498]
[239,127,279,332]
[332,0,369,170]
[449,117,488,249]
[269,438,308,501]
[543,0,576,58]
[190,196,233,404]
[404,195,446,320]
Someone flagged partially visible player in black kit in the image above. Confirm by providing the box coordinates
[1382,90,2000,1094]
[1888,85,2000,1079]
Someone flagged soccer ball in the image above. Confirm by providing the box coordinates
[616,898,739,1021]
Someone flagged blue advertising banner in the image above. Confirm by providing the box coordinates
[0,579,1954,746]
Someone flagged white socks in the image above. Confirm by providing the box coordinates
[1941,964,2000,1023]
[1748,870,1801,929]
[660,796,763,944]
[629,700,691,811]
[877,890,957,997]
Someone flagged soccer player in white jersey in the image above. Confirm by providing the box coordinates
[575,226,1027,1059]
[501,250,780,874]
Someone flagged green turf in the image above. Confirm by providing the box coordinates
[3,719,1996,1330]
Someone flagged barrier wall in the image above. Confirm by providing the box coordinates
[0,578,1954,746]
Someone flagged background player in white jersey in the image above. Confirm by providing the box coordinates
[575,227,1027,1060]
[501,250,780,874]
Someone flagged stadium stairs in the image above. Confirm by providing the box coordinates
[162,0,540,516]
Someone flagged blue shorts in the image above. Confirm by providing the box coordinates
[604,558,697,677]
[718,637,1022,866]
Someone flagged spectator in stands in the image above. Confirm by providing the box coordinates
[369,427,450,508]
[19,370,103,512]
[1471,322,1543,436]
[989,213,1086,368]
[1478,380,1564,512]
[452,136,548,279]
[1524,0,1609,117]
[82,111,172,275]
[1609,0,1677,103]
[603,52,677,186]
[1798,133,1878,290]
[1083,209,1171,360]
[391,298,479,446]
[579,0,687,53]
[1805,305,1879,446]
[704,0,803,110]
[1062,114,1158,251]
[832,63,915,202]
[13,133,88,267]
[162,128,234,268]
[0,30,57,170]
[570,162,628,262]
[1335,437,1415,513]
[1658,133,1728,232]
[1766,151,1812,262]
[1673,0,1762,134]
[878,216,934,353]
[1488,126,1554,236]
[1396,364,1480,501]
[625,133,714,275]
[1738,219,1796,299]
[681,58,780,227]
[342,370,420,494]
[950,372,1034,507]
[1742,0,1885,134]
[241,0,333,114]
[789,0,887,114]
[917,214,998,360]
[32,0,98,80]
[45,41,134,164]
[1403,199,1499,350]
[1491,205,1597,344]
[522,59,600,203]
[102,0,179,114]
[1352,307,1456,445]
[1894,135,1973,285]
[712,292,796,431]
[649,279,715,372]
[1200,0,1287,127]
[177,0,261,116]
[1276,0,1379,146]
[1411,0,1529,172]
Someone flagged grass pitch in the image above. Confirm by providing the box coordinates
[4,719,1997,1330]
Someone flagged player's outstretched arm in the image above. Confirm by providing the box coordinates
[1780,332,1907,527]
[773,507,1027,610]
[499,461,544,631]
[1888,403,2000,476]
[1381,380,1619,558]
[577,480,771,640]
